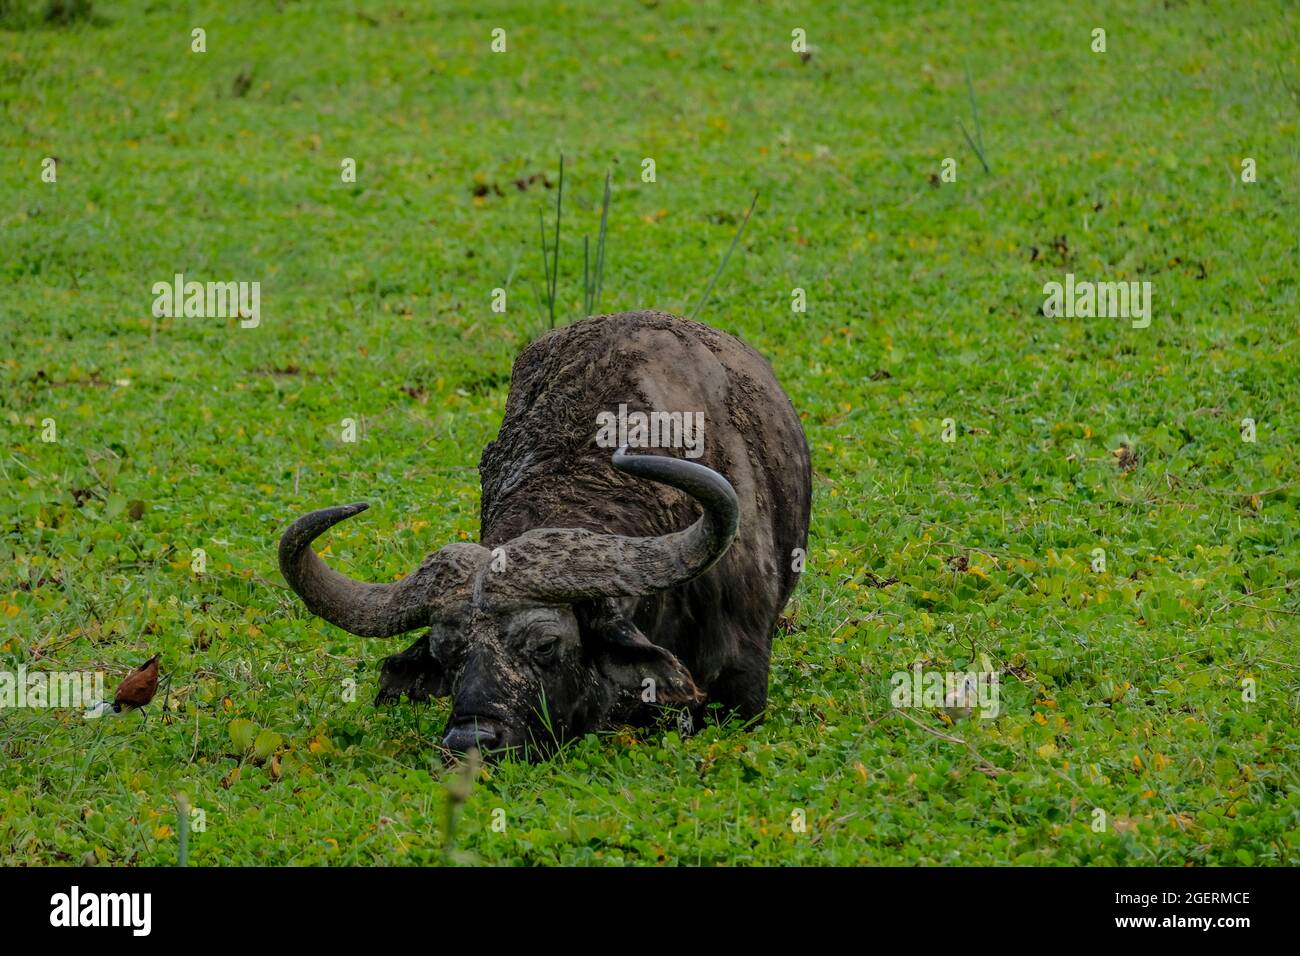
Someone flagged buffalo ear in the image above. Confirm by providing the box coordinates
[376,632,451,704]
[576,601,703,707]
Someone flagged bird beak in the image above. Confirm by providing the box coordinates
[83,700,115,720]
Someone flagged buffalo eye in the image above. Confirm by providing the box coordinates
[532,635,560,662]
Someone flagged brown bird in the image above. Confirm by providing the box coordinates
[113,654,160,718]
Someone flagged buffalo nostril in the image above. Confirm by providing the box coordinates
[444,720,501,754]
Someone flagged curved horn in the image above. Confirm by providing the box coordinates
[610,447,740,566]
[485,448,740,603]
[279,503,461,637]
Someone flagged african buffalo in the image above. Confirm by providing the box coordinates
[279,310,811,758]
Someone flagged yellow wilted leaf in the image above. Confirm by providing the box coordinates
[154,824,173,839]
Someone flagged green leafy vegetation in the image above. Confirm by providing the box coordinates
[2,0,1298,865]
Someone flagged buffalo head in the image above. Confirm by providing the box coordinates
[278,449,738,760]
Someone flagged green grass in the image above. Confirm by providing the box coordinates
[2,0,1299,865]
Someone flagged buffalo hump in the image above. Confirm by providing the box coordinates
[479,310,811,718]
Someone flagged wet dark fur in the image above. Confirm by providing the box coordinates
[476,310,811,721]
